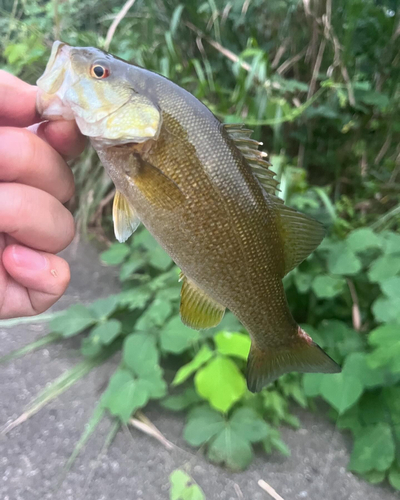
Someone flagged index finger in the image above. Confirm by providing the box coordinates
[0,70,40,127]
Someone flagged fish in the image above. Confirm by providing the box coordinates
[36,41,341,392]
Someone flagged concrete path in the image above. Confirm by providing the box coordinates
[0,239,397,500]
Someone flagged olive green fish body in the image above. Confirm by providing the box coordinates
[36,42,341,391]
[97,71,293,341]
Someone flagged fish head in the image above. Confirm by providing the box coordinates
[36,41,161,147]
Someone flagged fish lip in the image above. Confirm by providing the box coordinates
[36,41,77,121]
[37,41,72,94]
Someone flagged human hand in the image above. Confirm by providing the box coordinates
[0,71,86,319]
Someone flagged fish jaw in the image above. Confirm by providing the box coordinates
[36,42,77,121]
[36,41,162,147]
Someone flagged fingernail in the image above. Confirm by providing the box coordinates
[12,246,48,271]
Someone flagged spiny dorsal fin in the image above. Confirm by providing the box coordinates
[223,123,279,196]
[180,275,225,330]
[113,190,141,242]
[276,204,326,275]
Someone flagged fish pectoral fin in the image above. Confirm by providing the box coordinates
[276,204,326,275]
[247,328,340,393]
[131,156,186,210]
[180,275,225,330]
[113,190,141,243]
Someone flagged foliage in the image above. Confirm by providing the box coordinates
[1,0,400,492]
[169,469,205,500]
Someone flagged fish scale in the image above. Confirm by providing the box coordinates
[36,41,341,392]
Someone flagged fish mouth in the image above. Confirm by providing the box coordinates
[36,41,77,121]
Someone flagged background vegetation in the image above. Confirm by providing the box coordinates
[1,0,400,494]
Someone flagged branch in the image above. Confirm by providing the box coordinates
[104,0,137,51]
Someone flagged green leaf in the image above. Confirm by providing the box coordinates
[162,388,202,411]
[319,372,363,414]
[119,255,145,281]
[139,367,167,399]
[311,275,345,298]
[346,228,381,253]
[317,320,363,358]
[160,316,200,354]
[363,470,385,484]
[294,271,314,293]
[91,319,122,345]
[381,276,400,298]
[195,356,246,413]
[169,469,205,500]
[101,369,149,422]
[367,324,400,372]
[89,295,119,320]
[135,298,172,330]
[172,345,214,385]
[229,407,269,442]
[382,232,400,255]
[327,244,362,275]
[214,331,251,360]
[118,288,152,310]
[302,373,323,397]
[349,423,395,473]
[368,255,400,283]
[372,296,400,324]
[343,352,386,389]
[389,468,400,490]
[184,405,225,446]
[207,426,253,470]
[101,243,130,265]
[50,305,96,338]
[80,334,103,358]
[123,333,159,377]
[170,5,185,36]
[263,428,291,456]
[148,245,172,271]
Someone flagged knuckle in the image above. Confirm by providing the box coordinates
[63,210,76,246]
[62,173,75,203]
[0,184,25,234]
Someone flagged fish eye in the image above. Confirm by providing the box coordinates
[90,64,110,79]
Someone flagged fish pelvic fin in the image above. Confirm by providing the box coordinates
[246,327,341,393]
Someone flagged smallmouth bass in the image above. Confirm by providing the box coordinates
[36,41,340,392]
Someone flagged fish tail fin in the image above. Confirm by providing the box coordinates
[246,327,341,393]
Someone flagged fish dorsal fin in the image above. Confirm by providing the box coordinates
[224,124,324,274]
[223,123,280,196]
[180,274,225,330]
[113,190,141,242]
[276,204,326,275]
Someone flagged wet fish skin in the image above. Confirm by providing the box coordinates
[36,42,341,392]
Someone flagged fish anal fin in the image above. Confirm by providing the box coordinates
[276,204,326,275]
[222,123,279,196]
[180,276,225,330]
[247,327,340,393]
[113,190,140,242]
[131,156,186,210]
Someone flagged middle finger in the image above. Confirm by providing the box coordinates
[0,127,75,203]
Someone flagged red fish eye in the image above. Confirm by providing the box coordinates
[90,65,110,79]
